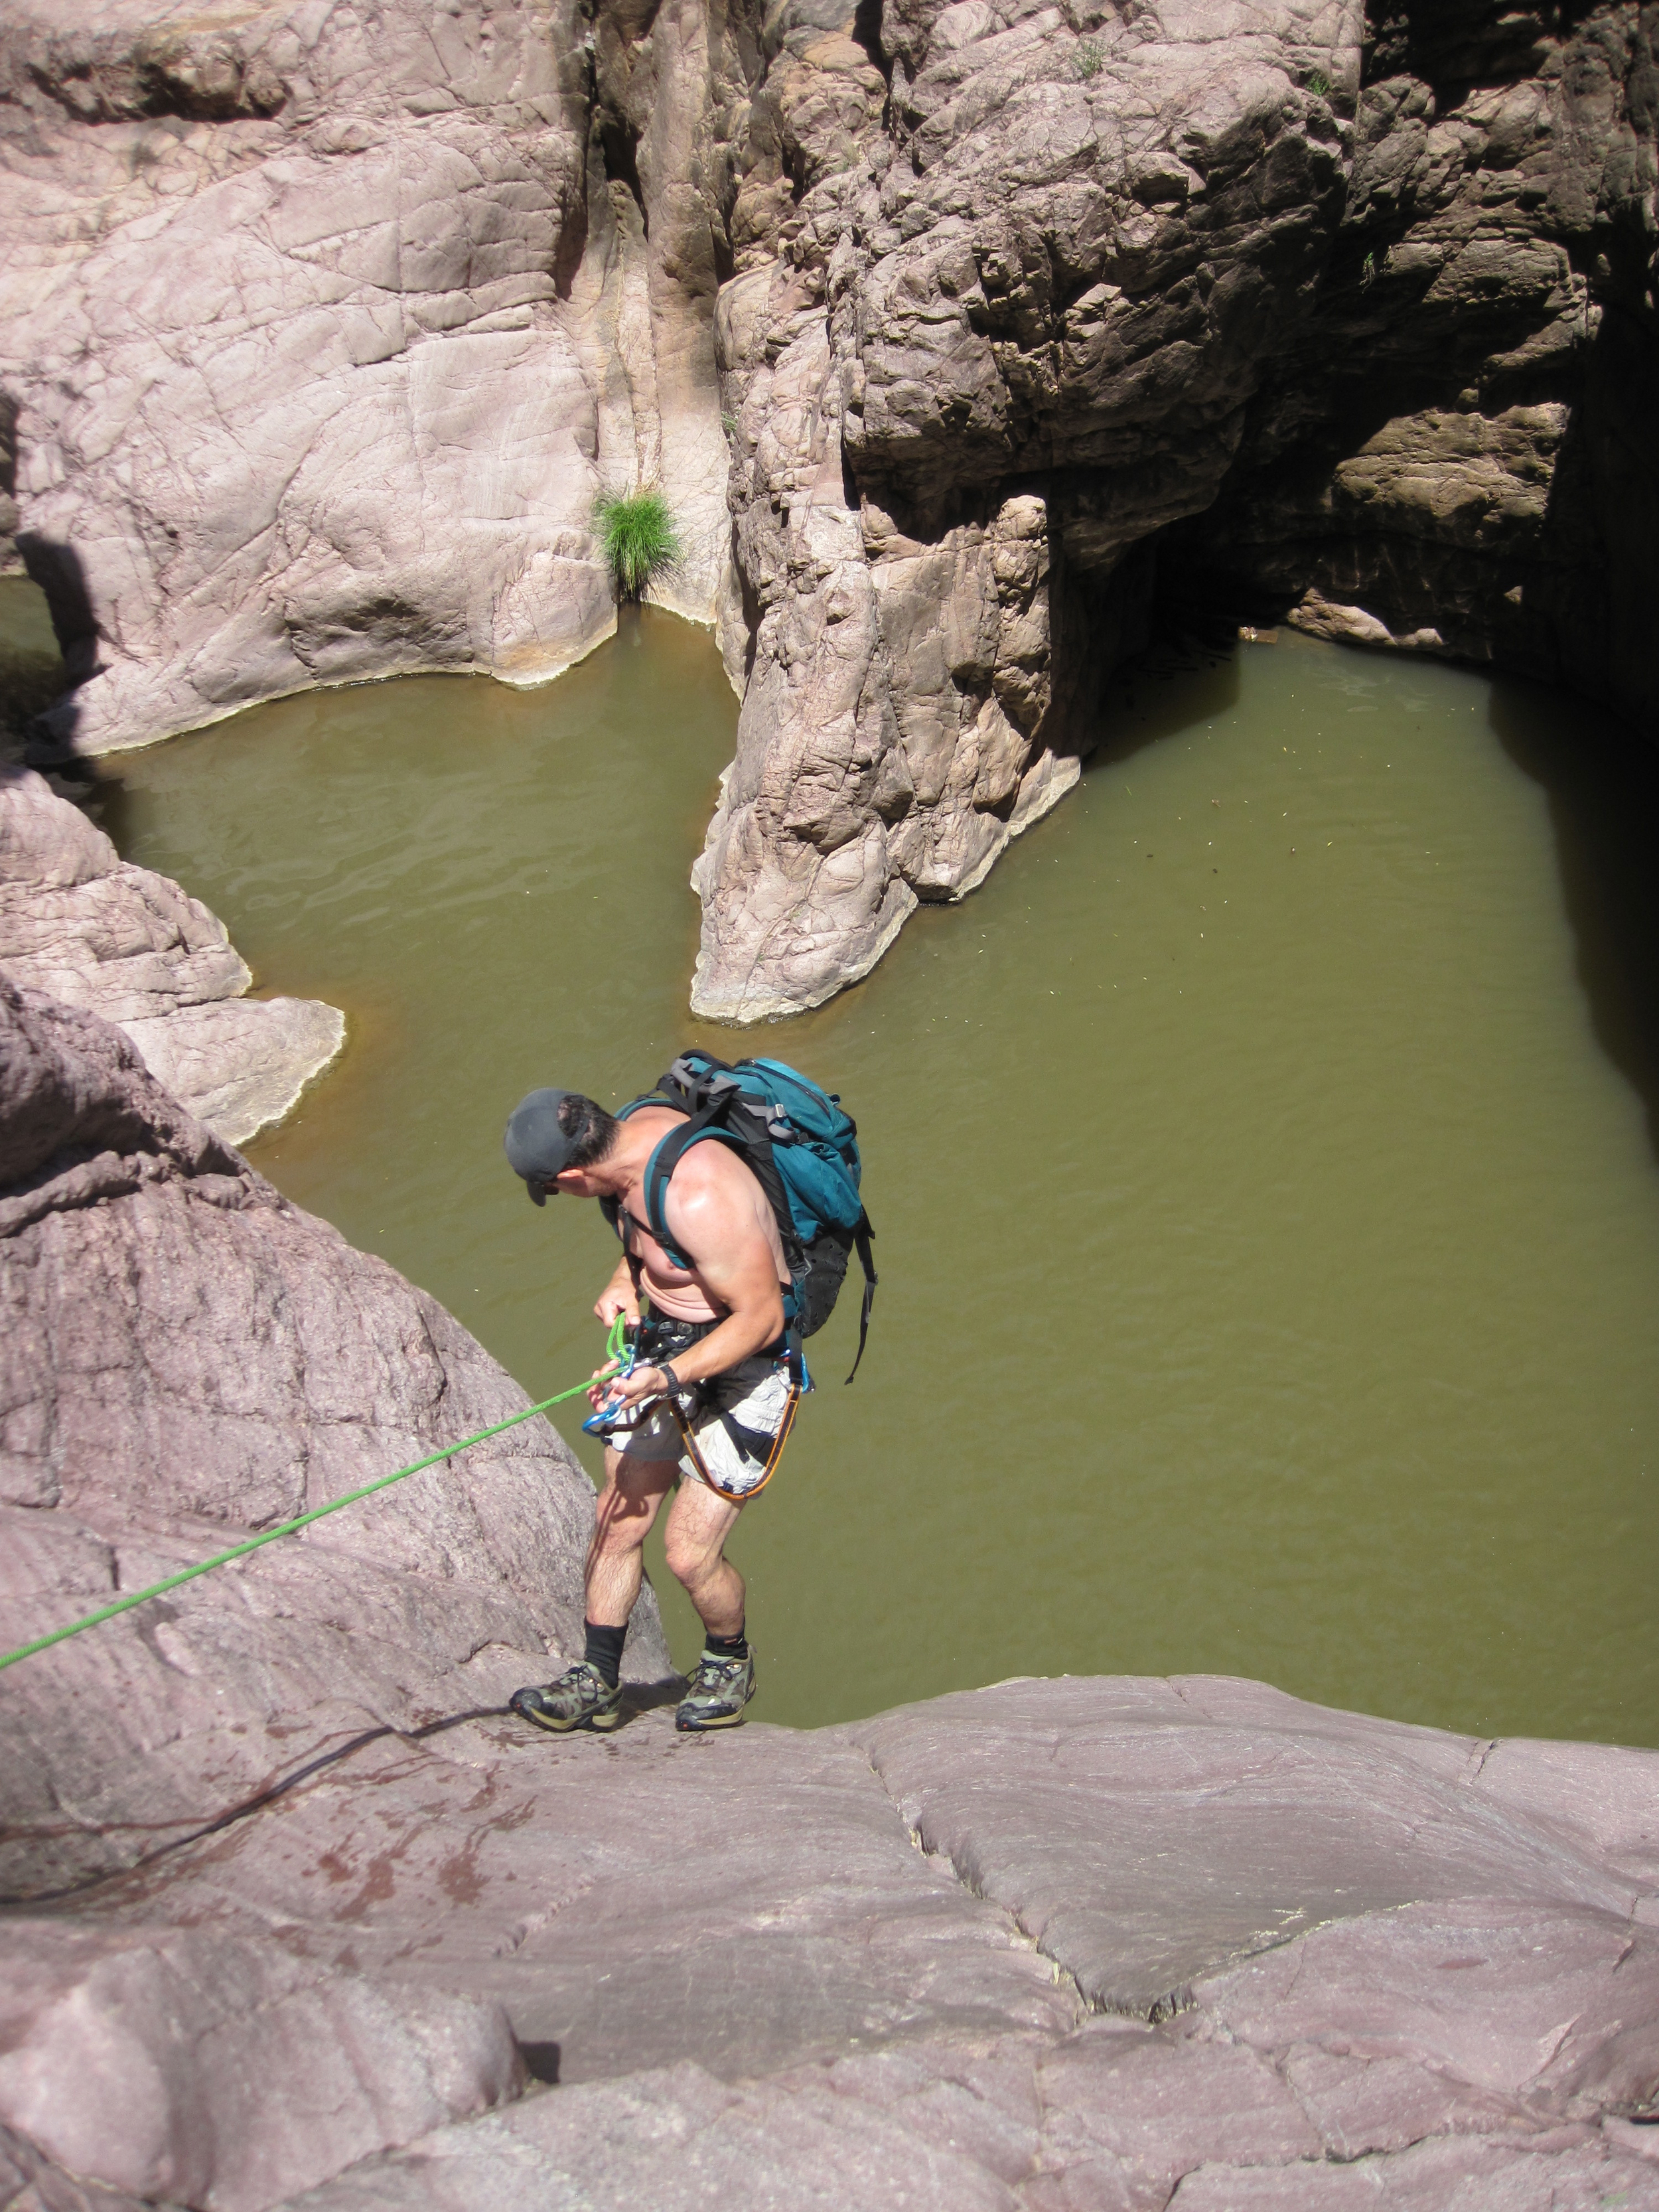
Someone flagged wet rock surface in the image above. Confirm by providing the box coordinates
[0,765,340,1142]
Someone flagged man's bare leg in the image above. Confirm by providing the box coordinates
[662,1478,745,1639]
[665,1477,755,1730]
[584,1446,680,1628]
[509,1448,679,1733]
[514,1451,754,1733]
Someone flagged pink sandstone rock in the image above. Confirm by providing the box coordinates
[0,765,342,1142]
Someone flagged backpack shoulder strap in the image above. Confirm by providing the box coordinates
[640,1104,729,1271]
[599,1095,675,1248]
[643,1092,805,1287]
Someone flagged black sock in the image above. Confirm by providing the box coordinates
[704,1625,748,1660]
[584,1621,626,1688]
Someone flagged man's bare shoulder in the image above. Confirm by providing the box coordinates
[624,1104,687,1142]
[670,1136,762,1205]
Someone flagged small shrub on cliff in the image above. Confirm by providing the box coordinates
[594,488,680,603]
[1074,37,1104,78]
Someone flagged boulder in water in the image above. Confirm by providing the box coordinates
[0,764,342,1142]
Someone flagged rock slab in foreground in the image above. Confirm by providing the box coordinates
[0,1921,524,2212]
[234,1678,1659,2211]
[5,1654,1658,2207]
[849,1671,1659,2012]
[0,764,342,1142]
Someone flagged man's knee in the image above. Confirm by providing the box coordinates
[664,1523,719,1589]
[595,1467,670,1550]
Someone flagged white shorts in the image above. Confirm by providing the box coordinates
[617,1351,800,1501]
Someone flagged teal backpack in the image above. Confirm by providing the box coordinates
[614,1051,877,1384]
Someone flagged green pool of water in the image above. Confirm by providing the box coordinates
[84,608,1659,1745]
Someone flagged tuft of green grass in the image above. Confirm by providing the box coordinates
[1306,70,1330,97]
[593,488,680,603]
[1074,37,1103,79]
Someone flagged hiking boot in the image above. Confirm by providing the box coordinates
[675,1648,756,1732]
[510,1662,623,1734]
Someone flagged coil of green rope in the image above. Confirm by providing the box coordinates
[0,1315,630,1677]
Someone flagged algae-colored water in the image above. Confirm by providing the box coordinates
[75,608,1659,1746]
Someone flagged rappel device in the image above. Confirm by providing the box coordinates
[608,1052,877,1384]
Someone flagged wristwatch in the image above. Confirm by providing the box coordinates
[657,1362,682,1396]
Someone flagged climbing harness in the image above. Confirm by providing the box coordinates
[0,1317,632,1678]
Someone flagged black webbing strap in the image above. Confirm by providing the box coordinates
[786,1313,806,1393]
[845,1214,877,1384]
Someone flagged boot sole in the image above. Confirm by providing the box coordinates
[675,1704,750,1732]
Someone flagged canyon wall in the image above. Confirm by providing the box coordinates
[0,0,735,755]
[691,0,1659,1014]
[1,0,1653,1014]
[692,0,1363,1013]
[1184,1,1659,733]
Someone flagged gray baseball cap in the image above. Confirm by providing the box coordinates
[504,1088,580,1203]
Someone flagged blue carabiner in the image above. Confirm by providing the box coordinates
[581,1325,640,1437]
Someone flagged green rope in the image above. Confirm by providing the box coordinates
[0,1316,630,1678]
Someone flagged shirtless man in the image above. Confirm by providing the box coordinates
[500,1085,798,1733]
